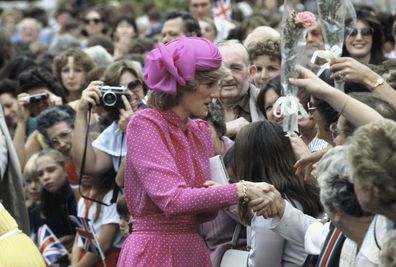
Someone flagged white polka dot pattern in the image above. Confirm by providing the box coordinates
[117,109,238,267]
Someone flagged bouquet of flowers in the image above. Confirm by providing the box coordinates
[277,6,314,132]
[313,0,356,89]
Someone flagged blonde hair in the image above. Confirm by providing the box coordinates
[148,67,227,110]
[24,153,39,179]
[36,149,68,167]
[348,119,396,211]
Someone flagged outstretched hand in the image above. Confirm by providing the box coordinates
[289,66,334,100]
[294,147,329,180]
[330,57,374,84]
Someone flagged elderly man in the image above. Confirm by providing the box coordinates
[188,0,235,43]
[161,11,201,44]
[217,40,264,137]
[15,17,42,45]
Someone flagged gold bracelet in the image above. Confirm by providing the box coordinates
[340,95,349,115]
[240,180,249,204]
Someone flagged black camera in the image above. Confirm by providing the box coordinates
[28,92,49,103]
[99,86,129,109]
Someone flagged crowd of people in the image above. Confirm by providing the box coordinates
[0,0,396,266]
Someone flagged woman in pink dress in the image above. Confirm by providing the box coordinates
[116,37,276,267]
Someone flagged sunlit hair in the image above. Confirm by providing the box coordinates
[247,38,281,62]
[315,146,372,217]
[53,48,95,90]
[234,120,322,224]
[103,59,143,86]
[348,119,396,212]
[23,153,39,179]
[148,67,227,110]
[217,39,250,65]
[36,148,68,167]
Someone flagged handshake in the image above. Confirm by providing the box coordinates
[205,181,286,219]
[237,181,286,219]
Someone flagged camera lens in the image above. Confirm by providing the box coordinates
[102,92,117,106]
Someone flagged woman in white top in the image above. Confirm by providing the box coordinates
[234,120,323,267]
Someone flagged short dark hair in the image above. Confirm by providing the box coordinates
[18,66,65,99]
[112,16,139,39]
[116,195,130,217]
[256,75,282,117]
[163,11,202,37]
[0,79,18,97]
[36,105,75,142]
[0,56,37,81]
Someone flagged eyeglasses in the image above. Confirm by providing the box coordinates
[346,27,373,38]
[307,102,318,113]
[84,18,102,24]
[49,129,72,148]
[127,80,143,91]
[329,122,343,139]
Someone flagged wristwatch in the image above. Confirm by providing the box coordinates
[371,77,384,90]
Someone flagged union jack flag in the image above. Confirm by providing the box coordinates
[69,215,105,260]
[37,224,68,265]
[212,0,232,21]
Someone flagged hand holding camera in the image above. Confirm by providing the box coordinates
[79,81,131,113]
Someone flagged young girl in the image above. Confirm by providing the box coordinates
[116,195,132,238]
[32,148,77,251]
[71,168,122,267]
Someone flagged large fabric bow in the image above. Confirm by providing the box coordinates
[273,95,309,133]
[310,45,342,77]
[144,37,222,95]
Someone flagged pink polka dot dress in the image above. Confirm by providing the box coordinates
[117,109,239,267]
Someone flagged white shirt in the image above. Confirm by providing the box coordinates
[92,122,126,171]
[77,190,123,248]
[249,201,309,267]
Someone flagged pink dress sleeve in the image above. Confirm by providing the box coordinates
[125,111,238,217]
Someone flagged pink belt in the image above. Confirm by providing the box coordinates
[132,214,198,234]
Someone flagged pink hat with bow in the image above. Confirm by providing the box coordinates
[144,37,222,95]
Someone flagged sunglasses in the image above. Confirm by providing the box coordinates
[346,27,373,37]
[127,80,143,91]
[84,18,102,24]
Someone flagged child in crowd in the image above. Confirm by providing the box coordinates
[116,195,132,238]
[71,168,122,267]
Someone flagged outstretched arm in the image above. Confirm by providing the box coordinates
[290,66,383,127]
[330,57,396,109]
[71,81,113,176]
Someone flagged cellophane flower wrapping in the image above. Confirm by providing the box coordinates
[280,3,315,132]
[316,0,356,90]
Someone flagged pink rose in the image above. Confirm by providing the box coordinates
[294,11,316,27]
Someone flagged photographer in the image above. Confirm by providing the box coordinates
[72,60,146,177]
[13,66,65,167]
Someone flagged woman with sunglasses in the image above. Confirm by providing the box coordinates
[342,9,385,65]
[72,60,146,178]
[80,7,107,47]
